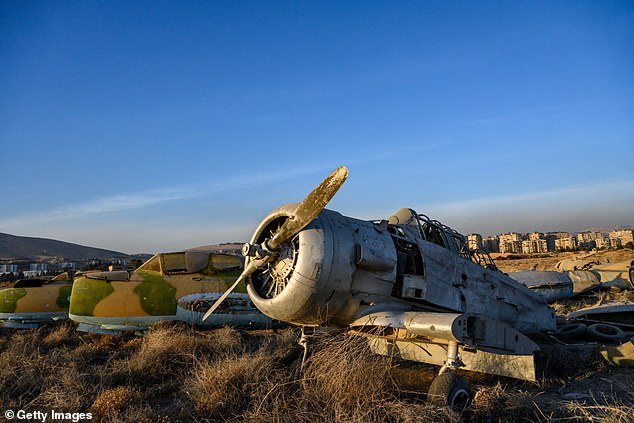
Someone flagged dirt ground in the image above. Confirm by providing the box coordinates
[491,248,634,273]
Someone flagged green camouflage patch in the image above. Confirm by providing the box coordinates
[134,270,178,315]
[69,279,115,316]
[0,288,27,313]
[56,285,73,309]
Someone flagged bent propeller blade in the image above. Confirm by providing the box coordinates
[268,165,348,250]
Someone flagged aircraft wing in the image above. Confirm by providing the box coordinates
[350,310,539,356]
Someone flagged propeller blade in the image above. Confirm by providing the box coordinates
[268,165,348,250]
[202,166,349,321]
[201,257,268,321]
[201,274,245,321]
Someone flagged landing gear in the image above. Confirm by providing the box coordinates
[428,340,472,410]
[298,326,316,371]
[427,371,472,410]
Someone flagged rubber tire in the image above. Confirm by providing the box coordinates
[556,323,587,340]
[427,372,472,410]
[587,323,624,342]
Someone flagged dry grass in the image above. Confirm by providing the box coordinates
[0,319,633,422]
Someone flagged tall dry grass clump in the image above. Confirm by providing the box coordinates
[185,328,299,419]
[128,322,245,382]
[291,333,456,423]
[471,382,537,421]
[302,335,395,410]
[188,353,286,418]
[90,386,139,419]
[0,322,97,412]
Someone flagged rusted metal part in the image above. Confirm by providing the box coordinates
[601,336,634,367]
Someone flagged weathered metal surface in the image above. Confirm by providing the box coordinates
[268,166,348,250]
[568,270,601,294]
[0,272,72,328]
[69,251,274,333]
[365,335,537,381]
[508,270,573,303]
[224,167,558,380]
[601,336,634,367]
[592,259,634,290]
[556,258,597,272]
[568,301,634,328]
[245,205,555,335]
[556,259,633,295]
[351,310,539,355]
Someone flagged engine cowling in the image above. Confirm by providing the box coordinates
[245,204,397,326]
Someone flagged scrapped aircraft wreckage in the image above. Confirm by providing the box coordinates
[509,258,634,303]
[0,272,73,328]
[601,336,634,367]
[553,301,634,368]
[69,251,279,335]
[203,166,630,408]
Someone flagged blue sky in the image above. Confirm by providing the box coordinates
[1,1,633,254]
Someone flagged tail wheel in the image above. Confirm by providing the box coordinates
[427,372,472,410]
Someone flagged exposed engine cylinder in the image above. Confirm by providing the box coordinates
[245,204,397,326]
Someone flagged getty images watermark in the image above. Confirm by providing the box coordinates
[4,409,92,422]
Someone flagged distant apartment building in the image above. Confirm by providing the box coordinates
[467,234,483,251]
[57,262,77,271]
[576,231,603,249]
[609,230,634,248]
[528,232,543,241]
[595,236,612,249]
[522,232,548,254]
[0,264,19,274]
[25,262,49,277]
[482,236,499,253]
[499,233,523,254]
[577,231,601,243]
[29,263,49,272]
[554,236,578,251]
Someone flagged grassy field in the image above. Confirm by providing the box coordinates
[0,321,632,422]
[0,250,633,422]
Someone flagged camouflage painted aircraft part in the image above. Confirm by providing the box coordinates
[0,272,72,328]
[69,251,276,334]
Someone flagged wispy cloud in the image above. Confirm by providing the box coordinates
[0,143,468,235]
[424,179,634,213]
[0,165,332,229]
[356,179,634,232]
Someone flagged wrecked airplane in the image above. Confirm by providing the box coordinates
[203,166,567,408]
[69,251,278,335]
[0,272,72,328]
[509,259,633,303]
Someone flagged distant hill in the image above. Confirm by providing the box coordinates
[0,232,130,261]
[187,243,244,253]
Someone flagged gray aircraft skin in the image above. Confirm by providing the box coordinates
[204,167,558,405]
